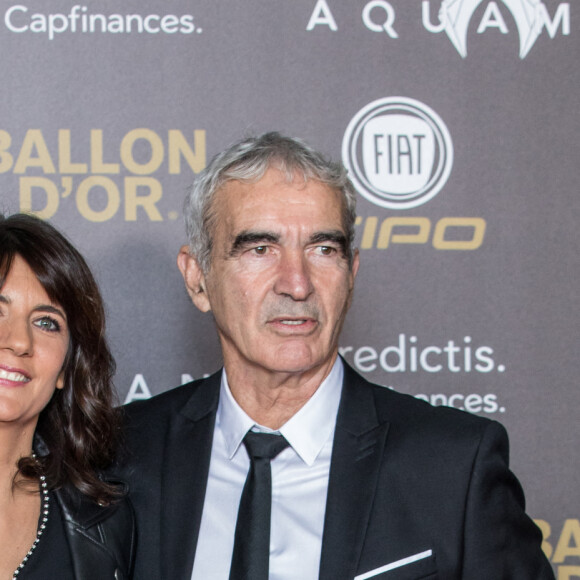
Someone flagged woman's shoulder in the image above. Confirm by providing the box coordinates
[54,484,136,579]
[54,483,133,528]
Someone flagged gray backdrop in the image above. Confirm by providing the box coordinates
[1,0,578,574]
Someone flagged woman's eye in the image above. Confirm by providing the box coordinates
[35,317,60,332]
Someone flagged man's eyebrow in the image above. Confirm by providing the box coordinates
[309,231,348,253]
[230,231,280,254]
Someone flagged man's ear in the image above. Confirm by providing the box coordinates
[351,248,360,283]
[177,245,211,313]
[345,248,360,309]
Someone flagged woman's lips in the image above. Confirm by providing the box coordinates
[0,364,31,385]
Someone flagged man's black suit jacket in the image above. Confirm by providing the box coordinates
[119,362,554,579]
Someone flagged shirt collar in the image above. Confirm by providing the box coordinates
[217,357,344,466]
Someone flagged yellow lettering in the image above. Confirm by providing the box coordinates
[124,177,163,221]
[377,217,430,249]
[61,177,73,198]
[168,129,206,174]
[90,130,120,173]
[432,217,486,250]
[558,566,580,580]
[554,520,580,563]
[76,176,120,222]
[120,129,163,175]
[14,130,56,174]
[58,130,87,174]
[360,216,378,249]
[19,177,59,219]
[0,130,14,173]
[534,519,553,560]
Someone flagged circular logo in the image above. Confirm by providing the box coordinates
[342,97,453,210]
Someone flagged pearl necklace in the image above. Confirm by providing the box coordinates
[12,455,50,579]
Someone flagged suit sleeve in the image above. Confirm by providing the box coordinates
[461,420,555,579]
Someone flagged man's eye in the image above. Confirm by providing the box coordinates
[318,246,335,256]
[34,317,60,332]
[253,246,268,255]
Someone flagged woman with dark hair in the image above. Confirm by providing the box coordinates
[0,213,135,579]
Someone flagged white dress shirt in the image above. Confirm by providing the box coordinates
[190,358,344,580]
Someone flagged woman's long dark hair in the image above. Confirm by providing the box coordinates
[0,213,120,504]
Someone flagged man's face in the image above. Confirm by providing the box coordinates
[180,167,359,380]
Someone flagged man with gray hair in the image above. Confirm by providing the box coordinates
[121,132,553,579]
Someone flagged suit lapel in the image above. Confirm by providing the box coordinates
[160,371,221,579]
[319,363,390,580]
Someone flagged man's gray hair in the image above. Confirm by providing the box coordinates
[183,132,358,272]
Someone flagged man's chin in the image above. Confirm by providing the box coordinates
[259,346,336,376]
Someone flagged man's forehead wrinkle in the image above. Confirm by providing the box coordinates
[212,170,347,258]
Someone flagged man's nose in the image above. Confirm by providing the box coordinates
[273,251,314,301]
[0,318,33,356]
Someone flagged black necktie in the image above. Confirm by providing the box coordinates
[229,431,290,580]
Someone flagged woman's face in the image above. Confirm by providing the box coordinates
[0,255,70,428]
